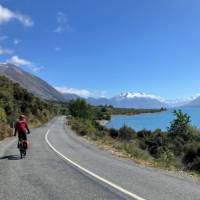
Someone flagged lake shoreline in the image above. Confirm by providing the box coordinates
[96,109,168,131]
[106,107,200,131]
[96,120,109,126]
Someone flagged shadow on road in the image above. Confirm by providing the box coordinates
[0,155,21,160]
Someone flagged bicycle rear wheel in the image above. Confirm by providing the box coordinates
[20,150,23,159]
[20,149,26,159]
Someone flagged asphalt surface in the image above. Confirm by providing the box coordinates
[0,116,200,200]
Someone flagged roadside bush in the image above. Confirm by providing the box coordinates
[169,136,185,156]
[93,121,106,131]
[168,110,191,141]
[69,118,97,137]
[138,140,147,150]
[124,141,151,161]
[0,107,6,122]
[109,128,119,138]
[137,129,152,139]
[157,149,176,168]
[93,130,107,140]
[145,132,167,157]
[183,143,200,171]
[92,106,111,121]
[118,125,135,141]
[69,99,92,120]
[185,126,200,142]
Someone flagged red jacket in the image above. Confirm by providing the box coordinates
[15,120,29,134]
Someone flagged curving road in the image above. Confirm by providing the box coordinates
[0,116,199,200]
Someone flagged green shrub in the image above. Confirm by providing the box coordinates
[93,130,106,140]
[139,140,147,150]
[137,129,152,138]
[0,107,6,122]
[145,132,167,157]
[157,149,176,168]
[92,106,111,120]
[109,128,119,138]
[169,136,185,156]
[69,118,97,137]
[124,142,151,161]
[118,125,135,141]
[168,110,191,140]
[183,143,200,171]
[69,99,92,119]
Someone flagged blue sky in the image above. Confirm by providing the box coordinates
[1,0,200,99]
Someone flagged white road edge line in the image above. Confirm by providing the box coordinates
[45,129,146,200]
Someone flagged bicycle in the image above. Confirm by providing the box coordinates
[19,140,28,159]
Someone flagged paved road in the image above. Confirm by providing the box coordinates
[0,117,199,200]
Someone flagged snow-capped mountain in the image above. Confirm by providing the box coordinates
[116,92,165,101]
[164,98,191,107]
[165,94,200,107]
[87,92,168,109]
[185,94,200,107]
[111,92,167,109]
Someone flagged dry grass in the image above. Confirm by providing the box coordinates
[0,123,12,140]
[83,133,200,180]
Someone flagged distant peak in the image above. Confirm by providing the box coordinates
[189,93,200,100]
[119,92,165,101]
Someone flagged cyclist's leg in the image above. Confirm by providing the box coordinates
[22,132,28,149]
[22,132,27,141]
[18,134,22,148]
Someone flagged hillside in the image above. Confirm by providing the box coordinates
[0,63,66,101]
[0,76,68,140]
[63,93,79,100]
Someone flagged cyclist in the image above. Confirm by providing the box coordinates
[14,115,30,148]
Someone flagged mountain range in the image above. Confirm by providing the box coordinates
[0,63,200,109]
[0,63,77,102]
[87,92,168,109]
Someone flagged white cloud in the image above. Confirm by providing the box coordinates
[0,4,34,27]
[7,56,42,72]
[0,46,13,55]
[55,87,107,98]
[55,47,61,52]
[14,39,21,45]
[55,87,92,98]
[54,12,71,33]
[93,90,107,98]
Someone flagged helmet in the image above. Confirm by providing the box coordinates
[19,115,26,120]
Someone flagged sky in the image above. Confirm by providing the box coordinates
[1,0,200,100]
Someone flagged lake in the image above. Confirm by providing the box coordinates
[106,107,200,131]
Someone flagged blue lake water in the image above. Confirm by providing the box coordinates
[106,107,200,131]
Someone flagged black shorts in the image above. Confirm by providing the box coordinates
[18,132,27,141]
